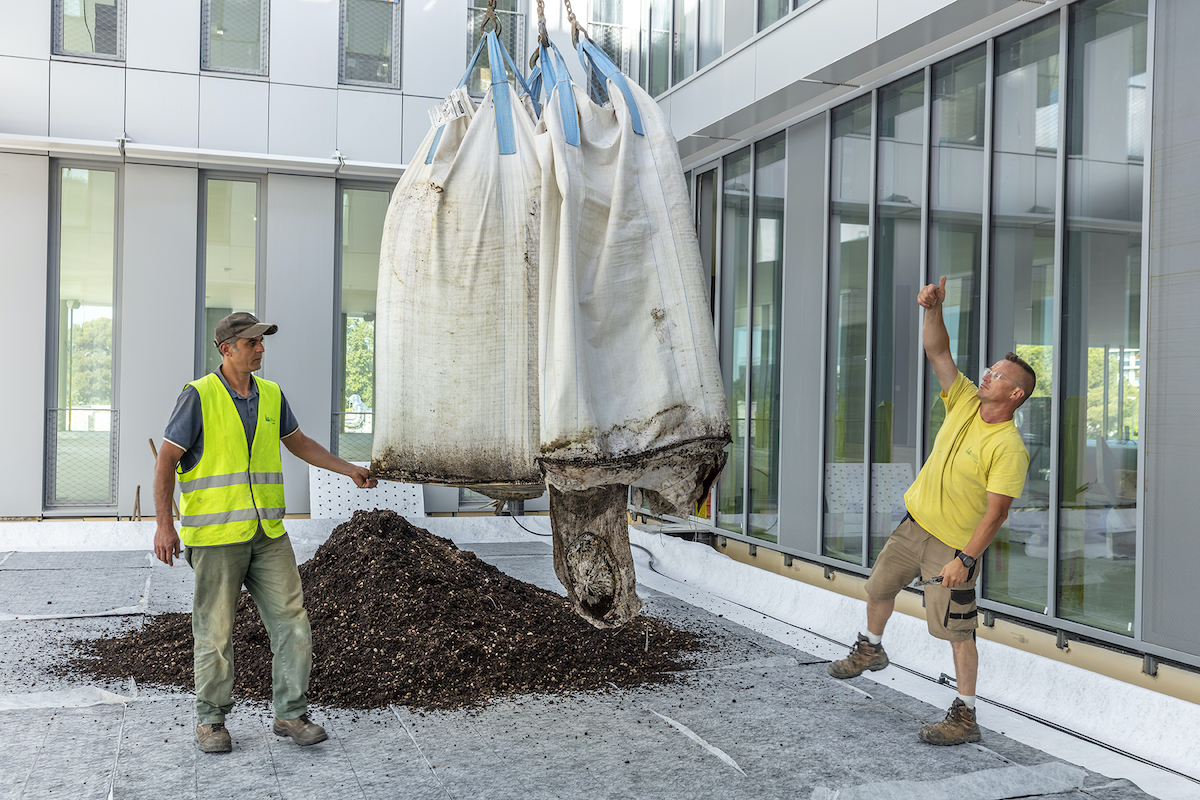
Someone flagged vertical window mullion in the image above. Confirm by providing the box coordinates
[742,148,757,539]
[816,109,832,550]
[916,66,931,489]
[862,88,878,566]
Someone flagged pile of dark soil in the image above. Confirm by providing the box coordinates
[69,510,705,710]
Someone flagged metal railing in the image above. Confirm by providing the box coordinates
[45,408,120,508]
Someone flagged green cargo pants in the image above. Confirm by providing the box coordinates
[185,526,311,724]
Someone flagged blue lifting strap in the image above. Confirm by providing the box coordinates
[539,41,580,147]
[577,38,644,136]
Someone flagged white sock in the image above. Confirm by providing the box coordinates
[864,631,882,645]
[957,694,976,709]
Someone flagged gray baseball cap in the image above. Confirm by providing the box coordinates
[213,312,278,347]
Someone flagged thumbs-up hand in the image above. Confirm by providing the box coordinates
[918,276,947,309]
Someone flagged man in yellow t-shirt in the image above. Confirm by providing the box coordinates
[827,276,1034,747]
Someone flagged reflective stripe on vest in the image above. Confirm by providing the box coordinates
[177,373,287,546]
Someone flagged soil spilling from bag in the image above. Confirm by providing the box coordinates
[69,510,705,711]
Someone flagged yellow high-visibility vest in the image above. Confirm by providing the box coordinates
[177,373,287,546]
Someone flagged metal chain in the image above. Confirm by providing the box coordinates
[530,0,548,69]
[559,0,591,45]
[481,0,501,35]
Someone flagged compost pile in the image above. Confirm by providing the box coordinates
[69,510,704,711]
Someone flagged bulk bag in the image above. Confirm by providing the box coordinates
[372,33,545,499]
[534,41,730,627]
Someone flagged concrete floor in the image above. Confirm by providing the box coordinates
[0,524,1159,800]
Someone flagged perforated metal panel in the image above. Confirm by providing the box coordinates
[308,464,424,518]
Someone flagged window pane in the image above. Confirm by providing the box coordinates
[749,134,785,542]
[467,1,525,95]
[759,0,788,31]
[674,0,697,82]
[824,97,872,565]
[52,167,118,506]
[1059,0,1146,636]
[697,169,718,319]
[588,0,637,100]
[986,14,1060,614]
[871,74,924,563]
[336,188,389,461]
[343,0,396,85]
[717,148,751,533]
[641,0,670,96]
[206,0,263,72]
[204,179,259,375]
[698,0,723,69]
[60,0,121,56]
[927,46,986,451]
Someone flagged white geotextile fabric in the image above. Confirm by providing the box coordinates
[374,72,543,489]
[535,62,728,510]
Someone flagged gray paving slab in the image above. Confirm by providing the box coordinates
[0,550,154,570]
[0,567,148,617]
[0,541,1162,800]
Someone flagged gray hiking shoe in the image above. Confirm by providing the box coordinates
[827,634,889,679]
[918,698,982,746]
[273,713,328,746]
[195,722,232,754]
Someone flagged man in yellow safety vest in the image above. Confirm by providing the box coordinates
[152,312,377,754]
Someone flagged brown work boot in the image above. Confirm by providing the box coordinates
[919,698,982,745]
[827,634,889,679]
[195,722,232,754]
[273,713,328,746]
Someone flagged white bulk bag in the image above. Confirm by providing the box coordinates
[372,33,544,496]
[535,41,730,514]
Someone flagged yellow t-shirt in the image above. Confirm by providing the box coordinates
[904,372,1030,550]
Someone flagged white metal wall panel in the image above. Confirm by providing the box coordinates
[268,83,337,159]
[49,61,127,141]
[336,87,404,165]
[0,2,51,59]
[270,0,339,89]
[1143,0,1200,658]
[125,69,200,148]
[0,55,50,137]
[263,174,337,515]
[778,115,827,553]
[667,45,757,144]
[876,0,956,39]
[117,164,199,518]
[400,94,438,167]
[0,154,50,518]
[753,0,876,99]
[198,75,269,153]
[724,0,754,52]
[401,0,470,97]
[125,0,202,74]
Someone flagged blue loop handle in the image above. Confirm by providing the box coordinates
[539,40,580,147]
[577,38,644,136]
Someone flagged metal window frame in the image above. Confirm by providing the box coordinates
[330,179,394,457]
[52,0,128,62]
[44,159,124,511]
[194,172,267,380]
[339,0,404,90]
[201,0,271,77]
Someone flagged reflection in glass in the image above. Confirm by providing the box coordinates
[60,0,121,56]
[928,47,986,451]
[204,179,259,375]
[342,0,398,86]
[749,134,786,542]
[824,98,872,565]
[759,0,789,31]
[674,0,697,82]
[205,0,263,72]
[698,0,723,70]
[871,75,924,562]
[986,14,1059,613]
[697,170,719,319]
[1059,0,1146,636]
[53,167,118,505]
[641,0,671,95]
[336,188,389,462]
[717,148,751,533]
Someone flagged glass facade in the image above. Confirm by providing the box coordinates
[202,178,260,376]
[334,186,390,461]
[48,167,119,507]
[203,0,267,74]
[55,0,124,59]
[690,0,1150,644]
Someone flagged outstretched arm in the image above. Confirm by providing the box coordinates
[282,429,377,488]
[918,276,959,394]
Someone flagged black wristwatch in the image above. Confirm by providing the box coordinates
[957,553,977,570]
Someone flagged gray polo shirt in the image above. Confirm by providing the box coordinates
[164,369,299,474]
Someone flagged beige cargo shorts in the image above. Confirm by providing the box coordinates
[864,513,979,642]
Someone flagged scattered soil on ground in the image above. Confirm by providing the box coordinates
[69,510,705,710]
